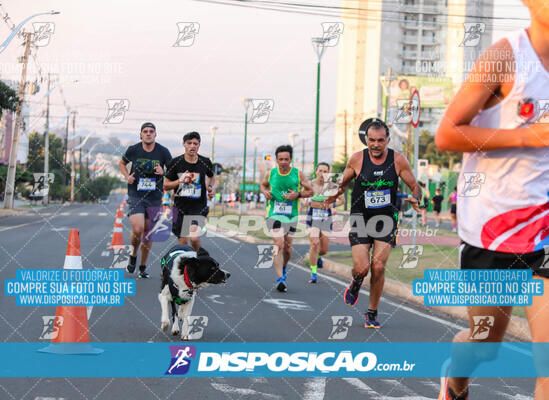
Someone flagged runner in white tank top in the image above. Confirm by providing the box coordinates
[435,2,549,398]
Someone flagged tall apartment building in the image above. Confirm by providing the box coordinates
[334,0,493,161]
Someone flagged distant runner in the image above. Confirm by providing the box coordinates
[447,187,457,232]
[306,162,343,283]
[325,118,420,328]
[431,188,444,228]
[260,145,313,292]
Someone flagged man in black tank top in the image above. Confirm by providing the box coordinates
[325,119,421,328]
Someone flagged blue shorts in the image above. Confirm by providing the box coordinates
[127,195,162,217]
[306,208,333,232]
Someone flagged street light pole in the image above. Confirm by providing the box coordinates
[252,136,258,187]
[311,37,328,171]
[210,126,218,163]
[241,98,250,205]
[43,73,51,206]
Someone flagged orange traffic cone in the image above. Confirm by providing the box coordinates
[109,207,125,249]
[39,229,102,354]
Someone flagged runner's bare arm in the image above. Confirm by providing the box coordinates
[395,152,421,212]
[298,171,314,198]
[163,177,180,190]
[324,152,359,205]
[118,159,134,184]
[436,39,549,152]
[206,174,215,199]
[260,171,272,200]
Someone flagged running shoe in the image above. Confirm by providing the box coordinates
[309,273,318,283]
[276,277,287,292]
[364,310,380,329]
[317,257,323,269]
[343,278,362,306]
[138,265,149,279]
[438,358,469,400]
[126,256,137,273]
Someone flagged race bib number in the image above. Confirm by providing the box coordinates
[365,189,391,208]
[274,201,292,215]
[178,184,201,198]
[312,209,330,221]
[137,177,156,191]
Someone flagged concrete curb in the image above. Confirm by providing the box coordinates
[208,224,531,341]
[319,257,531,341]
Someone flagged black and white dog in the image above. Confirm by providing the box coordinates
[159,245,230,340]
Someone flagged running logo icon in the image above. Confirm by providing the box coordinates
[321,22,344,47]
[173,22,200,47]
[111,245,134,269]
[460,23,485,47]
[165,345,197,375]
[143,207,177,242]
[255,245,274,269]
[187,316,208,340]
[542,246,549,269]
[398,245,423,269]
[248,99,274,124]
[31,173,54,197]
[470,316,494,340]
[32,22,55,47]
[460,172,485,197]
[320,173,342,197]
[329,316,353,339]
[393,98,413,124]
[39,316,64,340]
[103,99,130,124]
[535,99,549,124]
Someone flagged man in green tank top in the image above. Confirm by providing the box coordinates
[260,145,313,292]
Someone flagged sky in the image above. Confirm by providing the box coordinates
[0,0,532,169]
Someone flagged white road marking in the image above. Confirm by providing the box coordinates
[59,212,69,216]
[207,229,239,243]
[210,383,282,399]
[207,294,224,304]
[79,212,89,216]
[0,222,34,232]
[101,251,110,257]
[303,377,326,400]
[262,298,312,311]
[51,227,70,232]
[98,212,108,216]
[341,378,378,396]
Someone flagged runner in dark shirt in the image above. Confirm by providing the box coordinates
[118,122,172,278]
[164,131,215,251]
[431,188,444,228]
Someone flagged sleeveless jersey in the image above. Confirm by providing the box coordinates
[458,29,549,253]
[351,149,399,218]
[266,167,300,223]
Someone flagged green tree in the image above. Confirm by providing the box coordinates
[418,130,461,169]
[0,80,19,118]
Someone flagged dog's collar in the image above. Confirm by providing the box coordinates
[183,265,193,289]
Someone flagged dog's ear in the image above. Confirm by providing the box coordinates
[185,258,200,269]
[196,247,209,258]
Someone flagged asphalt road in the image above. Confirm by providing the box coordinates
[0,196,535,399]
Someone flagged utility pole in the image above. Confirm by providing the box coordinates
[210,126,217,164]
[3,32,32,209]
[301,139,305,172]
[79,136,83,188]
[42,73,51,206]
[343,109,348,211]
[70,111,76,203]
[241,98,250,205]
[311,37,328,170]
[62,111,69,203]
[383,68,392,123]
